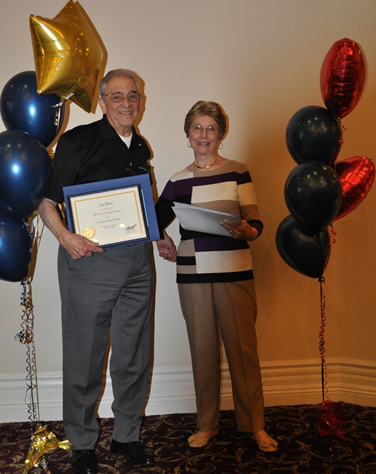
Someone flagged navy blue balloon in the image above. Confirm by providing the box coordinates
[0,130,52,218]
[0,71,65,147]
[0,210,32,282]
[286,105,342,165]
[276,215,330,278]
[284,161,342,233]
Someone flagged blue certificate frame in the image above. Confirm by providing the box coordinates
[63,174,161,247]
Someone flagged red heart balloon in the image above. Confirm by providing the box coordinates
[320,38,366,119]
[334,156,375,220]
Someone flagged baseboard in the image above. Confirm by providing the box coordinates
[1,359,375,423]
[261,358,376,407]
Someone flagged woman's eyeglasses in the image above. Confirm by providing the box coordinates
[189,124,219,135]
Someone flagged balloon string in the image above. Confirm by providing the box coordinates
[319,276,328,402]
[15,215,41,427]
[52,93,75,137]
[54,106,61,133]
[330,225,337,244]
[19,216,67,473]
[53,92,74,108]
[337,117,347,145]
[17,280,40,426]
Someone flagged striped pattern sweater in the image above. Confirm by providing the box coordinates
[156,160,263,284]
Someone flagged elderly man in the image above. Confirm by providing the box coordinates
[38,69,175,474]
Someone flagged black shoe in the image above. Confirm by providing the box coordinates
[71,449,99,474]
[110,439,155,465]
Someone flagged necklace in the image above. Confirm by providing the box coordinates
[195,158,217,169]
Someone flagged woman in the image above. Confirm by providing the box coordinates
[156,101,277,452]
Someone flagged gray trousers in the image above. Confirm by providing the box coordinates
[58,242,153,449]
[178,280,265,433]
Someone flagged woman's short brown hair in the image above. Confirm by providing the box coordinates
[184,101,227,140]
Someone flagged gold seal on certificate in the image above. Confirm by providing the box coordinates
[82,226,95,239]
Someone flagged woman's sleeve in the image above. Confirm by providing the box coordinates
[238,164,264,236]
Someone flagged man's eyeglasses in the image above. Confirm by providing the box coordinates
[101,91,142,103]
[190,124,219,135]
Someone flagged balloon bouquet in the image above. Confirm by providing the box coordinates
[0,71,59,283]
[0,1,104,472]
[0,0,104,282]
[276,38,374,439]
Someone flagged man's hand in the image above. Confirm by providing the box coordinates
[38,197,104,259]
[59,232,104,259]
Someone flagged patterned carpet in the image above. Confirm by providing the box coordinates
[1,403,376,473]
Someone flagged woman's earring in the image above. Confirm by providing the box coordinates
[218,142,223,150]
[187,140,192,148]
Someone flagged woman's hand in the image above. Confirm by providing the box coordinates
[156,232,177,262]
[220,219,259,241]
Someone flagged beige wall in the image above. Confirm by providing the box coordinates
[1,0,375,417]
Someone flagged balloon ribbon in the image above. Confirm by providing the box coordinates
[317,275,346,440]
[16,214,40,424]
[15,215,71,473]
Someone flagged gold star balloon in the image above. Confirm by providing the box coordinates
[30,0,105,113]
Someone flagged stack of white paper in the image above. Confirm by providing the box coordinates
[172,202,241,237]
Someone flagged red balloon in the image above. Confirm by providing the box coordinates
[334,156,375,220]
[320,38,366,119]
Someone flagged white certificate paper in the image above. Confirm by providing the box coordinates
[172,202,241,237]
[69,185,148,246]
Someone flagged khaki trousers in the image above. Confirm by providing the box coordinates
[178,280,265,433]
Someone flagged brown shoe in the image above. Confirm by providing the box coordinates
[188,428,218,448]
[249,430,278,452]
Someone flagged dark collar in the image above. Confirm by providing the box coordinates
[98,114,137,141]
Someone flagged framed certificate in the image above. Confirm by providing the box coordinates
[63,174,161,247]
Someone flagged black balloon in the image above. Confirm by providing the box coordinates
[286,105,342,165]
[0,210,32,282]
[0,130,52,218]
[285,161,342,232]
[276,215,330,279]
[0,70,65,148]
